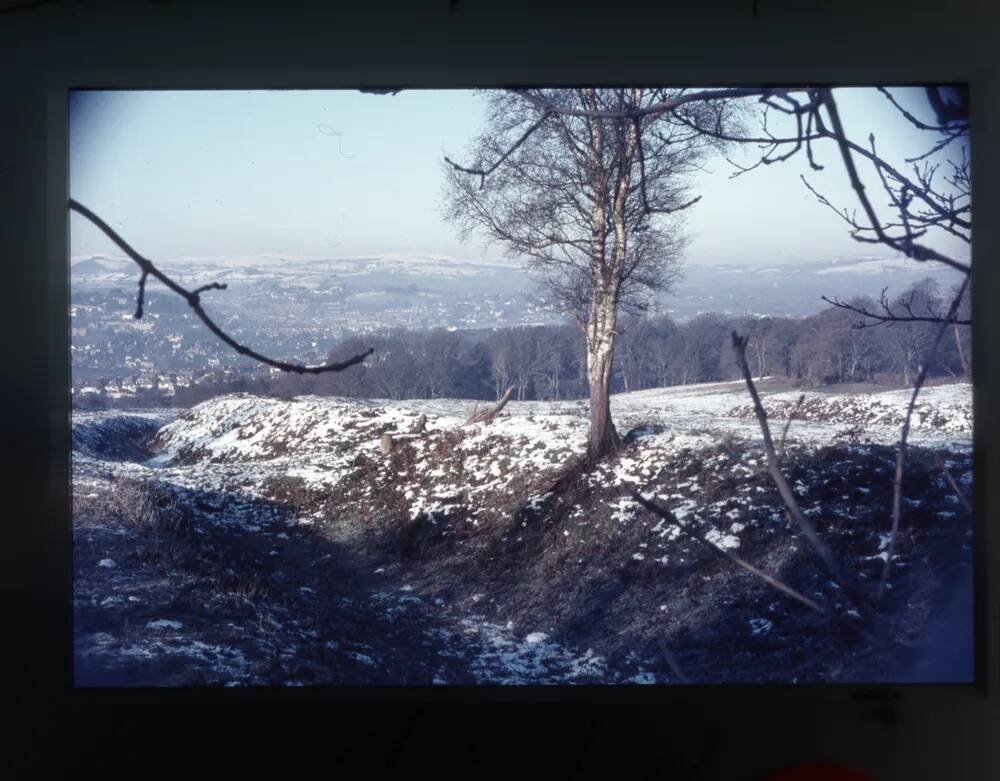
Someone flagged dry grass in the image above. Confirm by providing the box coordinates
[74,477,187,533]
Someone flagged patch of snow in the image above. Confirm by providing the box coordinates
[146,619,183,631]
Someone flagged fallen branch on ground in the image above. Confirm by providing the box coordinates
[465,385,516,425]
[631,491,879,646]
[935,454,973,516]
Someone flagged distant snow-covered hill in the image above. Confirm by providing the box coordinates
[70,251,967,321]
[671,254,966,318]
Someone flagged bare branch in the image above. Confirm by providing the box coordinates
[631,491,879,646]
[800,174,970,275]
[817,120,971,236]
[68,199,373,375]
[445,109,552,187]
[778,393,807,461]
[821,294,971,328]
[876,87,966,133]
[191,282,228,297]
[134,269,149,319]
[880,274,971,595]
[513,87,776,121]
[730,331,860,603]
[465,385,516,425]
[935,454,973,516]
[814,91,971,274]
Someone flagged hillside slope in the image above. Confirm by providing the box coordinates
[72,381,974,685]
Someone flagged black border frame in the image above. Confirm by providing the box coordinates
[6,2,997,775]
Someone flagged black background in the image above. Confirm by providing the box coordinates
[2,1,997,778]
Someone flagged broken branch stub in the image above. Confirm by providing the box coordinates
[409,413,427,434]
[465,386,516,425]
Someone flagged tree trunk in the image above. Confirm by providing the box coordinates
[587,341,619,461]
[953,322,970,379]
[585,296,621,462]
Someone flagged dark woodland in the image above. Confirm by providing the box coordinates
[84,276,970,410]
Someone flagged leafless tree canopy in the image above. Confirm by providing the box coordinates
[444,88,732,321]
[446,86,969,278]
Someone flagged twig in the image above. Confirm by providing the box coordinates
[68,199,373,374]
[730,332,856,600]
[821,294,971,329]
[778,393,807,462]
[809,91,970,274]
[513,86,775,121]
[877,87,966,134]
[445,110,552,189]
[880,275,971,594]
[935,454,973,516]
[656,639,690,684]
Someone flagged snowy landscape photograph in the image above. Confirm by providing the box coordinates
[69,86,973,686]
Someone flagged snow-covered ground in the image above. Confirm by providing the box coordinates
[71,380,974,686]
[72,380,973,540]
[76,379,968,507]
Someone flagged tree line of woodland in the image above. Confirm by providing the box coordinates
[169,276,969,406]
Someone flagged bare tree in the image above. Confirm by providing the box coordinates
[949,279,973,379]
[444,88,728,461]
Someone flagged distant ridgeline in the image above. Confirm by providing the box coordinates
[72,276,970,409]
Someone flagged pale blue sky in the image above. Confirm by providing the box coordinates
[69,87,969,267]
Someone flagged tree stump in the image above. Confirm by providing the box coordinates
[381,433,395,455]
